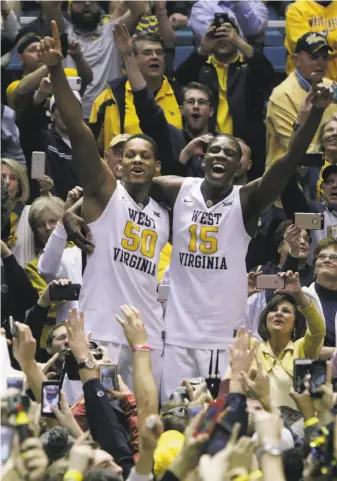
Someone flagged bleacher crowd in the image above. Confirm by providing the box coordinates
[1,1,337,481]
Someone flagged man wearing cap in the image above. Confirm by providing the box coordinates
[266,32,336,172]
[285,0,337,82]
[282,164,337,255]
[174,16,274,180]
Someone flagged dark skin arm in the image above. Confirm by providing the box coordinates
[38,22,116,223]
[240,84,332,237]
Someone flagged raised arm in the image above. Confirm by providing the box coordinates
[38,21,115,214]
[244,82,333,216]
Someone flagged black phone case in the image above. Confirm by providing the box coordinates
[49,283,81,301]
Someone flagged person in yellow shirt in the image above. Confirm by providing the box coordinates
[266,32,336,171]
[90,32,182,154]
[247,271,325,409]
[285,0,337,82]
[6,32,92,113]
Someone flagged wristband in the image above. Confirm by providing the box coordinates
[249,470,262,480]
[233,476,248,481]
[132,345,151,352]
[304,416,319,429]
[64,470,83,481]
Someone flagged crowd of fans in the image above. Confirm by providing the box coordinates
[1,1,337,481]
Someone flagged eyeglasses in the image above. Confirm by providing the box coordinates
[316,253,337,262]
[139,49,164,57]
[184,99,210,106]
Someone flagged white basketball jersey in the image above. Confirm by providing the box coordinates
[80,183,170,347]
[165,178,251,349]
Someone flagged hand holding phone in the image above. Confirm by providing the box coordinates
[49,283,81,301]
[41,382,60,417]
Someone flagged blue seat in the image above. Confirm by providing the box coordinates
[175,27,194,46]
[264,29,285,47]
[5,48,23,72]
[264,46,287,73]
[174,45,194,69]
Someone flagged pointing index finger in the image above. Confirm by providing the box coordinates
[51,20,61,50]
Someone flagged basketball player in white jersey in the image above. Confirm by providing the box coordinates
[38,22,170,389]
[110,23,333,400]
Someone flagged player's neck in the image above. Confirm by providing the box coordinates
[201,180,233,205]
[121,179,150,204]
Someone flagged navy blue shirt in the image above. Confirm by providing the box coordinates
[315,283,337,347]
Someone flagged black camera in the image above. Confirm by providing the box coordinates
[7,393,30,415]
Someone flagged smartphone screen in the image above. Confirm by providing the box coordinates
[294,360,312,393]
[99,364,118,390]
[7,378,24,391]
[1,426,15,465]
[41,382,60,417]
[310,361,326,398]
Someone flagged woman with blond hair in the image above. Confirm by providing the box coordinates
[316,112,337,197]
[25,194,82,327]
[1,157,34,265]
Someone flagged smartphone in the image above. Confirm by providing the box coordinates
[41,381,60,417]
[256,274,285,290]
[7,377,24,391]
[67,76,82,91]
[194,400,223,437]
[9,316,18,338]
[212,12,231,28]
[294,213,324,230]
[99,364,118,390]
[294,359,312,393]
[49,283,81,301]
[1,425,15,465]
[310,360,327,398]
[299,153,325,168]
[31,152,46,179]
[332,84,337,103]
[157,285,169,302]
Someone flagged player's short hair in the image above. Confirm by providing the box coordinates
[123,133,159,160]
[207,134,242,161]
[183,81,214,106]
[132,32,165,55]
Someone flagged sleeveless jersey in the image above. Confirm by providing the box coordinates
[165,178,251,349]
[80,183,170,347]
